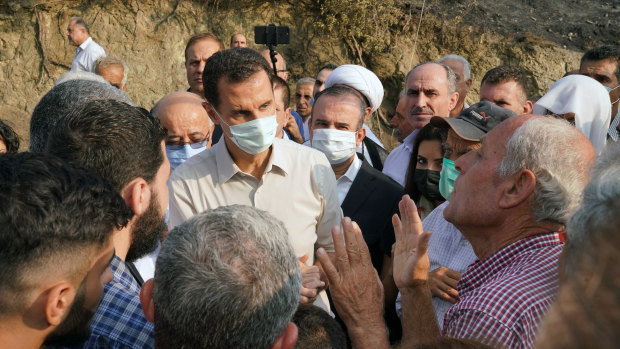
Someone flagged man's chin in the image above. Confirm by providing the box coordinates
[408,114,433,129]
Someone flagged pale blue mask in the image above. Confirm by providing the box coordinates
[214,109,278,155]
[605,84,619,105]
[166,142,207,172]
[439,157,459,200]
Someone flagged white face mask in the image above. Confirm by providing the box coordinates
[311,128,358,164]
[214,109,278,155]
[605,84,620,105]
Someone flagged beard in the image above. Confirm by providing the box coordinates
[126,190,167,263]
[43,280,94,346]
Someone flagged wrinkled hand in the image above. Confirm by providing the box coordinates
[283,109,304,144]
[299,254,324,304]
[316,218,385,331]
[428,266,461,304]
[392,195,432,292]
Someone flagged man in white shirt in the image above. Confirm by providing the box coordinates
[67,17,105,72]
[383,62,459,186]
[168,48,342,311]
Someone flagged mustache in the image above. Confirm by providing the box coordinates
[410,106,434,115]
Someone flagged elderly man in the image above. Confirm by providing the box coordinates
[437,54,472,117]
[185,33,225,99]
[579,45,620,141]
[141,205,300,349]
[383,62,459,186]
[45,100,169,348]
[260,49,289,81]
[230,33,248,48]
[29,79,132,152]
[169,48,342,312]
[479,65,533,115]
[295,77,315,126]
[94,56,128,91]
[152,91,214,172]
[389,91,415,143]
[67,17,105,72]
[0,153,131,349]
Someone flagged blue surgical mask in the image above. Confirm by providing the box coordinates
[605,84,620,105]
[166,142,207,172]
[214,109,278,155]
[439,157,459,200]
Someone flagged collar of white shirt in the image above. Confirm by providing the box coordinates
[79,37,93,51]
[338,155,362,184]
[214,138,290,184]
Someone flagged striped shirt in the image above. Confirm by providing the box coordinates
[442,232,564,349]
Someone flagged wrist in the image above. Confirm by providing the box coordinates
[348,322,389,349]
[399,280,429,295]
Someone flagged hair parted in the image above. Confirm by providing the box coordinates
[0,119,20,153]
[580,45,620,82]
[45,99,166,193]
[481,65,530,102]
[437,54,471,80]
[184,33,225,60]
[496,117,589,226]
[153,205,301,349]
[30,79,133,152]
[202,48,273,109]
[0,152,132,315]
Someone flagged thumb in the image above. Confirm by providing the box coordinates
[298,254,309,264]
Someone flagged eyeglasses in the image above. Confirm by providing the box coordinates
[165,136,209,149]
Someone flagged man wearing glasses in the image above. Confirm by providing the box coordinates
[151,91,214,172]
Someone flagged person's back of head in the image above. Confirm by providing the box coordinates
[292,304,347,349]
[44,99,166,193]
[144,205,301,349]
[94,56,129,91]
[29,79,133,152]
[0,152,132,347]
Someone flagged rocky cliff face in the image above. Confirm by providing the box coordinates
[0,0,615,150]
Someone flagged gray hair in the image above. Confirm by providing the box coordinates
[297,77,316,86]
[437,54,471,80]
[55,71,108,86]
[405,62,457,95]
[94,56,129,89]
[564,142,620,273]
[29,79,133,152]
[153,205,302,349]
[496,117,589,226]
[70,16,90,34]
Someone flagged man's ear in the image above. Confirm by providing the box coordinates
[121,178,150,217]
[498,169,536,209]
[140,279,155,323]
[355,126,366,147]
[363,107,372,123]
[44,282,76,326]
[448,92,460,112]
[522,100,534,114]
[466,78,473,89]
[270,322,298,349]
[203,102,220,126]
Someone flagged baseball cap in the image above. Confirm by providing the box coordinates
[430,101,516,141]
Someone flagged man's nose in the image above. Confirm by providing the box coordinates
[389,116,398,127]
[198,61,206,73]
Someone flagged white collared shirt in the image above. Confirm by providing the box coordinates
[71,37,106,72]
[336,156,362,205]
[382,130,418,186]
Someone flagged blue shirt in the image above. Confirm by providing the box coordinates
[81,256,154,348]
[289,110,305,141]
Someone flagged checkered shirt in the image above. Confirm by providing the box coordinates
[442,232,564,349]
[81,255,154,348]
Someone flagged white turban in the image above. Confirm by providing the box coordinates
[533,75,611,154]
[324,64,384,112]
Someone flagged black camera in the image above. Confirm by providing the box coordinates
[254,24,290,46]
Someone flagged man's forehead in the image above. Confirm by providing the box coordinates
[409,65,448,87]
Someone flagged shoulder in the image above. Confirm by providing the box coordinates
[171,146,217,182]
[359,161,402,194]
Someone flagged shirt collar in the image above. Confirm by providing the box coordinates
[339,156,362,183]
[79,37,93,50]
[403,129,418,151]
[214,138,289,185]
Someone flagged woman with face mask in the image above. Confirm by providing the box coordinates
[403,124,448,220]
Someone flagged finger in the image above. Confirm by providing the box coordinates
[300,286,318,298]
[316,247,339,287]
[332,222,351,280]
[342,218,362,265]
[392,213,403,242]
[303,279,325,289]
[417,231,432,256]
[445,269,462,281]
[444,276,459,289]
[299,295,309,304]
[437,290,459,304]
[351,221,373,267]
[298,254,309,264]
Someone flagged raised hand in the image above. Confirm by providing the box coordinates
[298,254,324,304]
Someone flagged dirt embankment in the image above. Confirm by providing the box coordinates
[0,0,617,150]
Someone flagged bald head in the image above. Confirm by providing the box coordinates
[152,92,213,148]
[260,50,288,81]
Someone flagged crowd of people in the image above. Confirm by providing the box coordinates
[0,15,618,349]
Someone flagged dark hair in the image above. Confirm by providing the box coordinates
[318,64,338,74]
[0,119,20,153]
[71,17,90,34]
[184,33,225,61]
[480,66,530,100]
[580,45,620,82]
[272,75,290,109]
[312,86,366,130]
[29,79,133,152]
[404,124,448,202]
[202,48,273,109]
[292,304,347,349]
[0,152,132,314]
[45,99,167,193]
